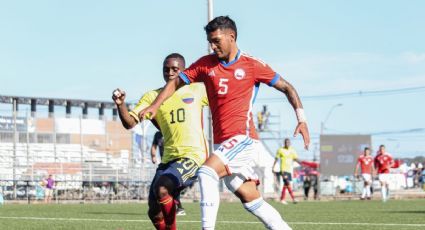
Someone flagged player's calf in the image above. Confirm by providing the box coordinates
[154,175,178,229]
[148,198,166,230]
[198,165,220,230]
[233,179,292,230]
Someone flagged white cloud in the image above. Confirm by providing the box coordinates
[402,52,425,64]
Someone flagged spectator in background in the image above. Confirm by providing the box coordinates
[44,174,55,203]
[151,131,164,164]
[257,105,270,131]
[272,138,300,204]
[302,161,319,200]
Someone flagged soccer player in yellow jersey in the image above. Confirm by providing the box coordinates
[112,53,208,230]
[272,138,301,204]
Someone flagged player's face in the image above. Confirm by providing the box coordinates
[284,139,290,147]
[365,149,370,156]
[379,146,385,153]
[207,29,235,60]
[163,58,184,82]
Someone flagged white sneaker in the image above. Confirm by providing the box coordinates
[280,200,288,205]
[176,208,186,216]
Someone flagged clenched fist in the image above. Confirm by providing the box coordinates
[112,88,126,106]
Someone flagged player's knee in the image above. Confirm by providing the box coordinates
[154,175,175,199]
[234,181,260,203]
[198,166,219,184]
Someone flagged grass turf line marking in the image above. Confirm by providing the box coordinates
[0,216,424,227]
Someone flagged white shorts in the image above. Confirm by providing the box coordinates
[379,174,390,184]
[213,135,260,193]
[45,188,53,197]
[362,173,372,182]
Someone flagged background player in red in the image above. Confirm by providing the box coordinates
[141,16,310,230]
[374,145,394,202]
[354,147,375,200]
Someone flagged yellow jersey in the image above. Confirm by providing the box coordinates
[129,83,208,166]
[275,146,298,173]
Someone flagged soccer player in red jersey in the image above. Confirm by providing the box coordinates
[374,145,394,202]
[141,16,310,230]
[354,147,375,200]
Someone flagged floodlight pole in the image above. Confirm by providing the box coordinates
[207,0,214,152]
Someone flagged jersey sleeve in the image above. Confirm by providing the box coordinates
[179,56,209,84]
[129,91,157,123]
[275,149,282,159]
[254,59,281,87]
[200,85,209,106]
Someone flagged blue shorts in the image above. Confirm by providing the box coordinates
[149,158,199,200]
[282,172,292,185]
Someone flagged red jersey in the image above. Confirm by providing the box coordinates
[179,50,280,144]
[357,155,374,174]
[374,153,393,174]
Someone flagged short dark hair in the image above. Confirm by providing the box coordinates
[205,16,237,40]
[364,147,370,151]
[164,53,185,66]
[379,145,385,148]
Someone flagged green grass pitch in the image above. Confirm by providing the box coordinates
[0,199,424,229]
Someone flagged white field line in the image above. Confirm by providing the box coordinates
[0,216,424,227]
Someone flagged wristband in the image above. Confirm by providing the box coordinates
[295,108,307,123]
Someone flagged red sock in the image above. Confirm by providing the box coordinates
[287,186,295,200]
[158,195,176,230]
[280,186,287,200]
[153,218,166,230]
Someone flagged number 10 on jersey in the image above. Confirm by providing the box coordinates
[170,108,185,124]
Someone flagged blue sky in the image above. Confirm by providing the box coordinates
[1,0,424,158]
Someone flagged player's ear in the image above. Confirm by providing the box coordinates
[227,29,236,42]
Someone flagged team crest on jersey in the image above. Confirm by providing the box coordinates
[181,93,194,104]
[234,68,245,80]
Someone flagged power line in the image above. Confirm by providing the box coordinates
[256,86,425,102]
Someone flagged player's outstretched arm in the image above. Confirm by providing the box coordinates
[112,88,138,129]
[272,77,310,149]
[139,77,184,120]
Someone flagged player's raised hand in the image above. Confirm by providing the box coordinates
[112,88,126,106]
[294,122,310,150]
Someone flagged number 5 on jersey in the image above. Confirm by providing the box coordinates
[218,78,229,95]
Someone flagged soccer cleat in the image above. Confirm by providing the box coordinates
[176,208,186,216]
[293,199,298,204]
[280,200,288,205]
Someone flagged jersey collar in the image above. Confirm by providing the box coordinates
[219,49,241,67]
